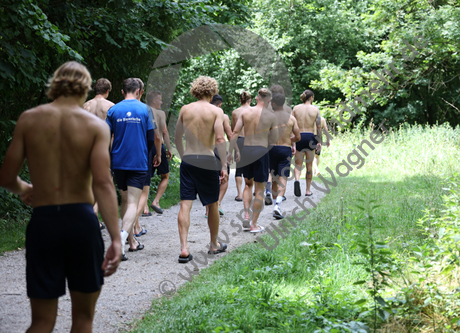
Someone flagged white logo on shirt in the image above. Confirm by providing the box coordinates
[127,112,132,117]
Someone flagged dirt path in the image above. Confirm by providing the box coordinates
[0,170,324,332]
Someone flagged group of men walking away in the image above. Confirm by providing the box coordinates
[0,61,326,332]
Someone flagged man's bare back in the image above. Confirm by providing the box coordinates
[83,97,114,120]
[292,103,320,133]
[176,100,225,157]
[273,111,300,147]
[16,101,111,207]
[237,105,278,147]
[268,102,292,115]
[151,107,166,136]
[231,104,250,137]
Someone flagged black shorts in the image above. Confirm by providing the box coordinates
[113,169,148,191]
[26,203,104,299]
[235,136,245,177]
[180,155,220,206]
[269,145,293,178]
[241,146,269,183]
[152,144,170,176]
[296,132,318,152]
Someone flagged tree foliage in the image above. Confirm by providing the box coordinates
[0,0,252,119]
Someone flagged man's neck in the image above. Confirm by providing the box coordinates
[95,94,107,100]
[199,96,212,103]
[124,93,138,100]
[256,100,266,108]
[54,95,85,107]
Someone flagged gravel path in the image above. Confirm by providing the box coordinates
[0,170,324,332]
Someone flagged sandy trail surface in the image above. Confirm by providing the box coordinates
[0,170,324,332]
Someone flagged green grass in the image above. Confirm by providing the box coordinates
[0,215,28,253]
[147,156,181,210]
[129,123,460,332]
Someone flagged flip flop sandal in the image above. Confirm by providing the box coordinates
[208,243,227,255]
[178,254,193,263]
[141,212,152,217]
[305,193,313,196]
[219,208,224,215]
[294,181,301,197]
[242,219,251,230]
[234,196,243,202]
[151,205,163,214]
[250,226,265,233]
[128,242,145,252]
[134,228,147,237]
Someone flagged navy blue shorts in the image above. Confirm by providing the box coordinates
[296,132,318,152]
[241,146,269,183]
[113,169,147,191]
[152,144,170,176]
[214,148,230,175]
[180,155,220,206]
[269,145,293,178]
[235,137,245,177]
[26,203,104,299]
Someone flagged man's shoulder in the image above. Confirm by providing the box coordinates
[232,106,243,114]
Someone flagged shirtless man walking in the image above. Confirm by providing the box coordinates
[292,89,322,197]
[204,94,239,217]
[265,84,293,203]
[0,61,121,332]
[269,93,300,219]
[175,76,228,263]
[83,78,114,229]
[83,78,114,119]
[231,91,251,202]
[228,88,278,233]
[146,91,173,215]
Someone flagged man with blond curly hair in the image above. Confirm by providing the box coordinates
[175,76,229,263]
[0,61,121,332]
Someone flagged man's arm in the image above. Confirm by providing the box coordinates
[0,114,33,205]
[291,117,301,142]
[163,125,173,161]
[227,112,244,164]
[214,111,228,184]
[231,110,238,132]
[316,108,322,150]
[175,108,185,159]
[268,114,280,145]
[90,123,121,276]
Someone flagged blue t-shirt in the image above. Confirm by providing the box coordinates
[106,99,155,171]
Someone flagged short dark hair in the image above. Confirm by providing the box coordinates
[300,89,314,103]
[211,94,223,106]
[122,78,140,94]
[94,78,112,95]
[146,91,162,106]
[271,93,285,107]
[270,84,285,96]
[134,78,144,91]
